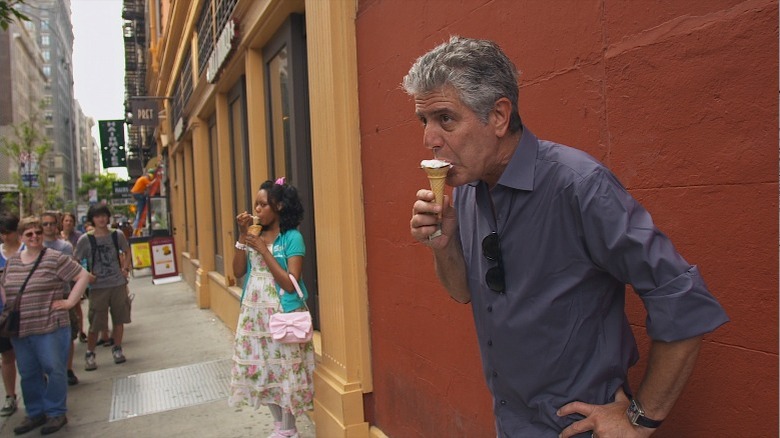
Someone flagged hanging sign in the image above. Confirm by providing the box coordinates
[98,120,127,168]
[130,99,159,127]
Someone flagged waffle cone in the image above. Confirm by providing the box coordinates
[423,167,449,217]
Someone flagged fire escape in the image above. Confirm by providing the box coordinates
[122,0,150,178]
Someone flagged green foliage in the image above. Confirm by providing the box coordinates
[78,172,120,202]
[0,0,29,31]
[77,172,132,219]
[0,108,61,216]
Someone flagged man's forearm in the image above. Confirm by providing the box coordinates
[432,238,471,303]
[635,336,703,421]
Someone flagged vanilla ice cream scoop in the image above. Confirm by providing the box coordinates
[420,159,452,169]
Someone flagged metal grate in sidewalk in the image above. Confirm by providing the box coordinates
[109,359,232,422]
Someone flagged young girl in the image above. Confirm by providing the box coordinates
[229,178,314,438]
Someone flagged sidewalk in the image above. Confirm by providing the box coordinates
[0,275,315,437]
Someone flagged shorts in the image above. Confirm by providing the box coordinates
[0,336,11,354]
[87,285,132,333]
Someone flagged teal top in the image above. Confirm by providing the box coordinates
[242,229,308,312]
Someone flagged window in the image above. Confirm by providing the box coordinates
[196,1,214,76]
[41,35,49,46]
[209,115,223,274]
[263,14,319,327]
[228,77,251,233]
[43,50,50,61]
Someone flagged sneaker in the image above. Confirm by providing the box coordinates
[12,414,45,435]
[112,345,126,364]
[0,395,16,417]
[271,429,299,438]
[85,351,97,371]
[40,415,68,435]
[97,337,114,347]
[67,369,79,386]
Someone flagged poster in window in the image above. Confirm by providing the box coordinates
[129,238,152,269]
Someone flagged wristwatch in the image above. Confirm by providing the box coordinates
[626,398,663,428]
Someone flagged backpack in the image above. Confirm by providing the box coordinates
[86,230,120,272]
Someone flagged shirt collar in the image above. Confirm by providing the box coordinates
[465,125,539,190]
[496,126,538,191]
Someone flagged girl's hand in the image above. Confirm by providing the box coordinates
[236,212,252,235]
[244,233,269,255]
[51,299,73,311]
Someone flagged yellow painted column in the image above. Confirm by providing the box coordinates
[190,117,214,308]
[305,0,373,436]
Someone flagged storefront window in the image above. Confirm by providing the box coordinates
[209,115,224,274]
[228,78,251,232]
[263,14,319,327]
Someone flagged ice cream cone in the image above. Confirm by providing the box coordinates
[423,166,449,219]
[248,216,262,236]
[420,160,451,240]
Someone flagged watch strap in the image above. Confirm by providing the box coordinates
[634,413,663,428]
[627,398,664,429]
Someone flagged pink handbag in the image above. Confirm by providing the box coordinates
[268,274,313,344]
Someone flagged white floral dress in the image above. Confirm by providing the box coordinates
[228,245,315,415]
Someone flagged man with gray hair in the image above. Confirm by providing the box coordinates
[406,36,728,437]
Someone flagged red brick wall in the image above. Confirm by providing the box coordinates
[355,1,777,436]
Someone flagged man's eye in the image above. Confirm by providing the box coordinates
[440,114,452,123]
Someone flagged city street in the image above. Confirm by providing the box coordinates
[0,274,315,437]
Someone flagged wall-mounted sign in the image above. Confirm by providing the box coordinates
[173,117,185,141]
[130,99,159,127]
[98,120,127,168]
[206,18,239,83]
[112,181,131,198]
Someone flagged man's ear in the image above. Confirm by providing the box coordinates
[490,97,512,137]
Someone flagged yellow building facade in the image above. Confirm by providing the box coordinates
[144,1,377,436]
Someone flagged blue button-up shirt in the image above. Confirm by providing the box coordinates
[453,127,728,436]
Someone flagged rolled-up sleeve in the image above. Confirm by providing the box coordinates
[577,168,729,342]
[641,265,729,341]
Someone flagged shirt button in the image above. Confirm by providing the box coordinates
[492,371,498,377]
[487,340,493,346]
[500,400,507,406]
[487,305,493,312]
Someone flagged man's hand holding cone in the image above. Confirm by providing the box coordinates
[420,159,452,239]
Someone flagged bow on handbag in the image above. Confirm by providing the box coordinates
[268,273,313,344]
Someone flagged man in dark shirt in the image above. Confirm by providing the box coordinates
[406,36,728,437]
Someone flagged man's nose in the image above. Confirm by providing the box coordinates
[423,125,443,151]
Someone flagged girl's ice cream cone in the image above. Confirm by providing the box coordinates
[248,216,262,236]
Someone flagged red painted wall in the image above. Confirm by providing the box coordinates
[355,1,777,436]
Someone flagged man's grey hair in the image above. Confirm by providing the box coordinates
[402,36,522,133]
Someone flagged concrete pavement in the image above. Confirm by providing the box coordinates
[0,274,315,437]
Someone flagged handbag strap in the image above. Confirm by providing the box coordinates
[8,248,46,311]
[279,273,309,312]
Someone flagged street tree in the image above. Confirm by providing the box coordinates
[0,0,28,31]
[77,172,132,219]
[0,110,62,216]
